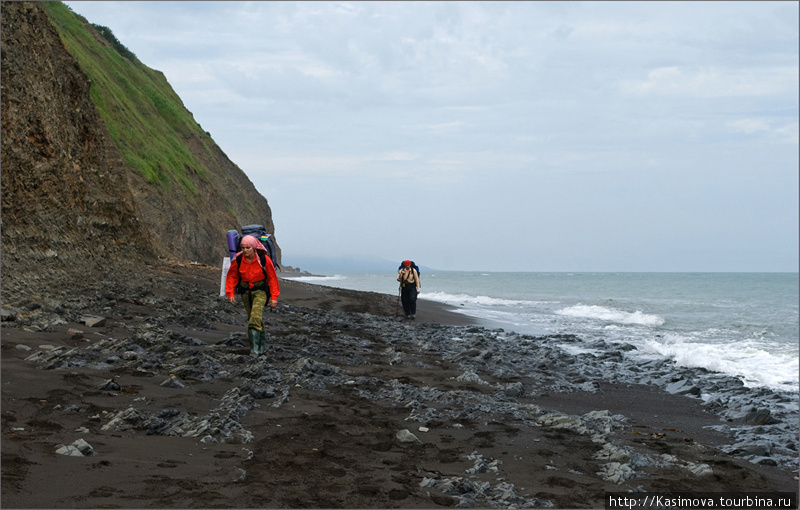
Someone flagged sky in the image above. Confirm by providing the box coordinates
[63,1,799,272]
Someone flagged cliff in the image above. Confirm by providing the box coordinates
[1,1,279,296]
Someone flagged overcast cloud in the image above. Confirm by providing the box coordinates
[63,1,798,272]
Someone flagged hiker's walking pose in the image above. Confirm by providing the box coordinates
[225,235,280,356]
[397,260,420,319]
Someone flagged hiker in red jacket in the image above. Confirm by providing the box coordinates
[226,235,280,356]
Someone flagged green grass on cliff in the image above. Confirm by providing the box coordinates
[42,2,214,195]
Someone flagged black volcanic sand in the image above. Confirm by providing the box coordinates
[1,261,797,509]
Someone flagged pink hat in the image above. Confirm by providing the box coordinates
[240,235,264,250]
[238,236,268,259]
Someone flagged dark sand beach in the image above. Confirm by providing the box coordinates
[1,261,796,509]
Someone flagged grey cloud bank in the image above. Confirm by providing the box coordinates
[64,1,799,272]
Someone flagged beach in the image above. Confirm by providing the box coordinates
[1,261,797,509]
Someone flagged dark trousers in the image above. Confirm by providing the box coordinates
[400,283,417,316]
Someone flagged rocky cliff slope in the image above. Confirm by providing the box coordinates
[1,1,279,297]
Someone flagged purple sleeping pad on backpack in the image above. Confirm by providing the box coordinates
[226,230,239,260]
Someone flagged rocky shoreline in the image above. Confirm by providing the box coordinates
[2,261,797,508]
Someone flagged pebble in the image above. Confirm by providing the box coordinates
[55,438,95,457]
[396,429,421,444]
[684,462,713,476]
[98,379,120,391]
[160,376,186,389]
[81,315,106,328]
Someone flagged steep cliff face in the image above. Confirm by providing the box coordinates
[1,2,280,295]
[1,1,155,294]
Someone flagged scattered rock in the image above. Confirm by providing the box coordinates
[465,452,500,474]
[396,429,421,444]
[81,315,106,328]
[98,379,120,391]
[732,441,772,457]
[743,409,780,426]
[454,371,487,385]
[664,378,702,396]
[684,462,713,476]
[598,461,635,483]
[55,438,95,457]
[500,381,525,397]
[160,376,186,389]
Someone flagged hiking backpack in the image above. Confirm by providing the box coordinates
[226,224,280,271]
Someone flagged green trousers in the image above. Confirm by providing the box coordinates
[241,288,268,331]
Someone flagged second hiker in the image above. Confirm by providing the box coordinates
[225,235,280,356]
[397,260,420,319]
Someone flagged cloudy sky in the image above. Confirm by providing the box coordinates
[63,1,798,272]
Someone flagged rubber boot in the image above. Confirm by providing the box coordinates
[257,329,267,356]
[247,328,259,357]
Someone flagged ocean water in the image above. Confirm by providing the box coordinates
[284,272,799,394]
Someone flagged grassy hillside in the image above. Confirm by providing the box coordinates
[41,1,212,195]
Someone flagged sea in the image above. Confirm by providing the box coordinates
[283,271,799,395]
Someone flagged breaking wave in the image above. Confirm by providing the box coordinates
[555,304,665,326]
[421,291,537,307]
[283,275,346,283]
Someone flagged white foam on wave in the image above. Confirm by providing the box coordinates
[421,291,537,307]
[642,333,799,390]
[282,275,346,283]
[556,304,665,326]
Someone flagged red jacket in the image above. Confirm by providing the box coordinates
[225,254,280,299]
